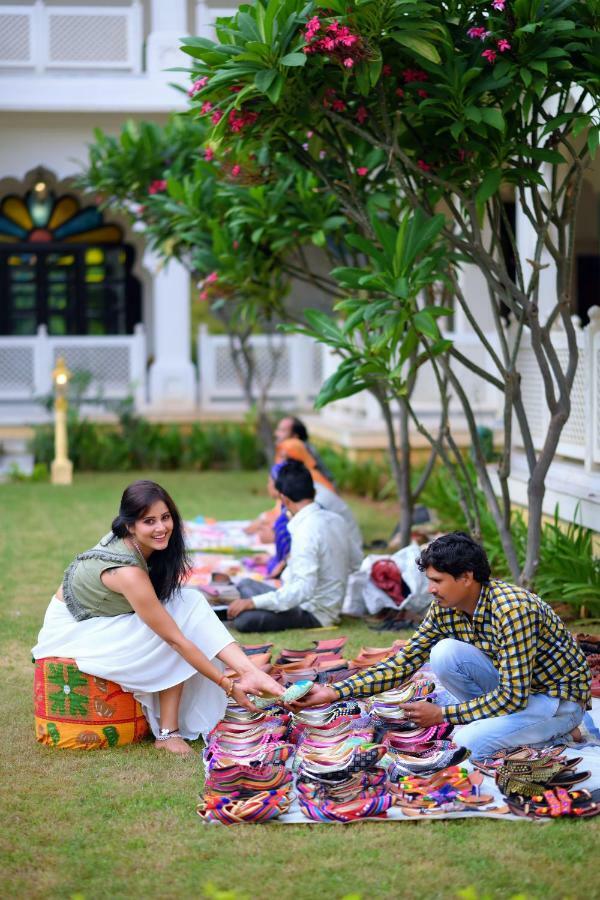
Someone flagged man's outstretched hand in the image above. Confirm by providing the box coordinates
[286,683,338,710]
[399,701,444,727]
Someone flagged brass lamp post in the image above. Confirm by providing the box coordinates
[51,356,73,485]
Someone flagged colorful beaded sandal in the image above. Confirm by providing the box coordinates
[197,787,294,825]
[506,787,600,819]
[298,792,394,823]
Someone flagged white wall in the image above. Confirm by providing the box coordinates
[0,110,169,180]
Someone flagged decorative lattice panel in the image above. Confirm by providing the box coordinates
[311,342,323,386]
[48,13,129,64]
[0,346,35,393]
[515,345,548,448]
[214,342,290,392]
[53,346,130,391]
[555,345,586,452]
[0,13,31,63]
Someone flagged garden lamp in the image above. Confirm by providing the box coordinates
[50,356,73,485]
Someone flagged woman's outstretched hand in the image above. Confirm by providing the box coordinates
[235,668,285,700]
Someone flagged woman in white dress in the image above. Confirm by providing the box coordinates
[32,479,283,755]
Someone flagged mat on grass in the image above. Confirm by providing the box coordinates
[274,699,600,825]
[184,519,274,554]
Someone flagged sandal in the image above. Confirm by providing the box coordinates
[495,753,591,797]
[507,787,600,819]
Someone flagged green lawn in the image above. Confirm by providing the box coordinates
[2,471,598,900]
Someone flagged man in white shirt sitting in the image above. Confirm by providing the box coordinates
[227,461,360,632]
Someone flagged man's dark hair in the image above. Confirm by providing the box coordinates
[290,417,308,442]
[416,531,491,583]
[275,460,315,502]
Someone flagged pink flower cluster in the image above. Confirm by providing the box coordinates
[303,16,363,69]
[228,108,259,133]
[492,0,506,10]
[482,38,511,63]
[402,68,428,83]
[467,26,489,40]
[148,179,167,195]
[188,76,208,98]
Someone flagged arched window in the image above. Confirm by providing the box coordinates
[0,183,141,335]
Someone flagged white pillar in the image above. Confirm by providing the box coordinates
[195,2,237,39]
[147,0,188,74]
[146,252,197,412]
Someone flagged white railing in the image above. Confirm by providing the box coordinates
[514,308,600,469]
[0,324,147,407]
[197,325,323,413]
[0,1,143,73]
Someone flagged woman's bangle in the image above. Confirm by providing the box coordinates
[218,673,234,697]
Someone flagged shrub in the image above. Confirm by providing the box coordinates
[29,417,266,473]
[422,464,600,612]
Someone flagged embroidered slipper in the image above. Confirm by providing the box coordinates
[252,678,314,709]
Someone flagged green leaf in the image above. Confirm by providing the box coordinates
[450,121,464,140]
[476,169,502,207]
[255,69,278,92]
[280,52,307,67]
[390,33,441,64]
[265,73,284,103]
[480,108,505,132]
[588,128,600,159]
[520,68,532,88]
[413,310,439,340]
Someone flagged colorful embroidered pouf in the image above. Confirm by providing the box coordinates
[34,657,150,749]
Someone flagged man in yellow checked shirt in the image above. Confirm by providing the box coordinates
[294,532,591,759]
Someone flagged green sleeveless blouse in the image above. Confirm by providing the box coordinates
[63,532,148,621]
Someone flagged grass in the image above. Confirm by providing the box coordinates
[2,470,599,900]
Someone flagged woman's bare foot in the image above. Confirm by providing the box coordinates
[155,735,193,756]
[569,726,584,743]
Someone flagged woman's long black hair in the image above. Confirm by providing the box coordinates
[111,480,190,602]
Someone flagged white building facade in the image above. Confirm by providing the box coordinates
[0,0,598,528]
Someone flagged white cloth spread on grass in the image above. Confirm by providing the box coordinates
[31,588,233,739]
[251,502,356,627]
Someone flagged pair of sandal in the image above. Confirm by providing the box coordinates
[367,679,436,722]
[298,743,387,777]
[507,787,600,819]
[494,749,590,798]
[299,792,394,822]
[197,786,294,824]
[386,744,470,780]
[204,741,294,769]
[381,723,454,747]
[291,699,362,725]
[205,762,293,794]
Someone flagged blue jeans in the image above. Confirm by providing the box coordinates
[430,638,584,759]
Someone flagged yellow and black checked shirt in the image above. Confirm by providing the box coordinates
[333,579,591,725]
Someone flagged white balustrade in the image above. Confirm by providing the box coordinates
[197,325,323,413]
[0,324,147,410]
[0,1,143,73]
[513,311,600,468]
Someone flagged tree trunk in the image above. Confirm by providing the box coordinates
[373,388,412,546]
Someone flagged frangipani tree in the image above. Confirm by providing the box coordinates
[182,0,600,582]
[81,116,349,455]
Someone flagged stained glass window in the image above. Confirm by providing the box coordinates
[0,186,141,336]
